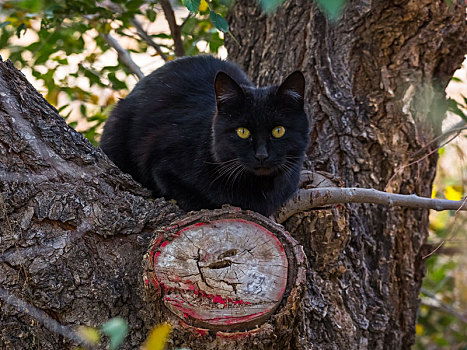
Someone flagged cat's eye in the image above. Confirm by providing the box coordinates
[272,126,286,138]
[236,127,251,139]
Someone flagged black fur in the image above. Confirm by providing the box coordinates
[100,56,309,216]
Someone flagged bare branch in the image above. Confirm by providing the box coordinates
[276,187,467,223]
[0,287,87,346]
[130,18,169,62]
[421,288,467,324]
[100,32,144,80]
[160,0,185,57]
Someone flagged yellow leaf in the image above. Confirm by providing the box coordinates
[429,210,449,232]
[46,89,59,106]
[142,323,172,350]
[77,326,100,345]
[431,184,437,199]
[89,94,99,104]
[199,0,208,12]
[444,185,463,201]
[105,95,116,106]
[415,324,424,336]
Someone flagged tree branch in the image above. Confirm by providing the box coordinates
[0,287,86,346]
[130,18,169,62]
[100,32,145,80]
[421,288,467,324]
[276,187,467,223]
[159,0,185,57]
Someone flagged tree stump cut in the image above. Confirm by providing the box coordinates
[143,207,306,347]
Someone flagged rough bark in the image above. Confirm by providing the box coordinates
[0,57,182,349]
[226,0,466,349]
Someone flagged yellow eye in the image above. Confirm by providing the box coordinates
[236,127,251,139]
[272,126,286,138]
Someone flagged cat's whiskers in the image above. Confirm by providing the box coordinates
[279,159,298,183]
[208,158,243,189]
[228,163,246,190]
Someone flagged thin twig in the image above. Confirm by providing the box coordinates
[276,187,467,223]
[385,131,461,191]
[423,195,467,259]
[130,18,169,61]
[181,12,194,28]
[160,0,185,57]
[100,32,144,80]
[411,121,467,159]
[0,287,88,346]
[421,288,467,324]
[385,121,467,191]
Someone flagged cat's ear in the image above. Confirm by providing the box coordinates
[276,71,305,105]
[214,72,244,106]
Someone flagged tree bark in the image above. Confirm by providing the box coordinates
[226,0,466,349]
[0,57,182,349]
[0,0,466,348]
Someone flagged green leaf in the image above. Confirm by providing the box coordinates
[101,318,128,350]
[184,0,201,13]
[209,11,229,33]
[447,98,467,122]
[107,72,127,90]
[315,0,347,21]
[450,76,462,83]
[258,0,284,13]
[146,8,157,22]
[16,23,27,38]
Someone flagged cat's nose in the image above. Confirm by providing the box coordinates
[255,150,269,162]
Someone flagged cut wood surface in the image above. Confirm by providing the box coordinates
[153,219,288,329]
[143,208,307,347]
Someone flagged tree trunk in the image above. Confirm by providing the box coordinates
[226,0,466,349]
[0,0,466,349]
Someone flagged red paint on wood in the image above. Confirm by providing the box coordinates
[149,216,288,330]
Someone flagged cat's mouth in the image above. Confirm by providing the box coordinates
[253,166,275,176]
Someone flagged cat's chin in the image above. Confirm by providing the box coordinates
[252,167,276,176]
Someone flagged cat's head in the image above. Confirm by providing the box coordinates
[212,71,309,177]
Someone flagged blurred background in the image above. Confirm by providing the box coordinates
[0,1,466,348]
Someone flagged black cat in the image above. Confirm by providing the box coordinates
[100,55,309,216]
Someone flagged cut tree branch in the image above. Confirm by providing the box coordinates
[130,18,169,61]
[100,32,144,80]
[160,0,185,57]
[276,187,467,223]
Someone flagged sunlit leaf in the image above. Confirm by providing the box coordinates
[444,185,463,201]
[143,323,172,350]
[199,0,208,12]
